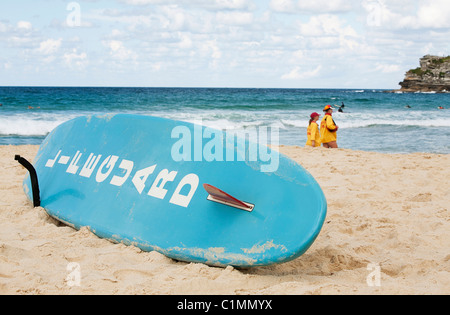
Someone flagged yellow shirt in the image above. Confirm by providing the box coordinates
[306,122,321,147]
[320,114,338,144]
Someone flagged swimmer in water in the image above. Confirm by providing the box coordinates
[438,106,445,109]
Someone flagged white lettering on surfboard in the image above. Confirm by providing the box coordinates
[45,150,200,208]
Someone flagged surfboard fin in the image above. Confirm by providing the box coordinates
[203,184,254,212]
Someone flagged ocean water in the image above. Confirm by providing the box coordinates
[1,87,449,154]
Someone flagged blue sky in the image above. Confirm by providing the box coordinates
[1,0,449,88]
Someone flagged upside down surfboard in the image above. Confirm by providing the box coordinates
[22,114,327,267]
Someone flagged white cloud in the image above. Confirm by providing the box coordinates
[282,65,322,80]
[1,1,449,88]
[178,34,193,49]
[0,21,7,33]
[296,14,366,54]
[296,0,355,13]
[63,49,88,69]
[417,0,450,29]
[17,21,32,30]
[281,66,301,80]
[270,0,355,13]
[422,43,434,55]
[3,21,40,49]
[36,38,62,55]
[375,63,401,73]
[159,5,188,31]
[216,11,254,26]
[299,14,358,37]
[197,40,223,70]
[270,0,297,13]
[210,0,255,10]
[103,40,138,61]
[120,0,255,11]
[362,0,450,30]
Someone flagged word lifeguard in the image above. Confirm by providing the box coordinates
[45,149,200,208]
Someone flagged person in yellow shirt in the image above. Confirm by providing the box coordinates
[306,112,321,147]
[320,105,339,148]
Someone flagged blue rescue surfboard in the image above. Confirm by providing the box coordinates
[22,114,327,267]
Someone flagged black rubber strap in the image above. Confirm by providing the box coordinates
[15,155,40,207]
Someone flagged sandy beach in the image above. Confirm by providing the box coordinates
[1,145,449,295]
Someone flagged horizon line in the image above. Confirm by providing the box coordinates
[0,85,391,90]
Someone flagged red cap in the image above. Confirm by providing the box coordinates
[310,112,320,119]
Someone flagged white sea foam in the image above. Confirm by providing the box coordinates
[0,114,75,136]
[2,109,448,138]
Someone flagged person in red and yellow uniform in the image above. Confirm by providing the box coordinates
[306,112,321,147]
[320,105,339,148]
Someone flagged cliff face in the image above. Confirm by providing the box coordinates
[397,55,450,93]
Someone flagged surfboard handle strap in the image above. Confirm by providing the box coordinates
[15,155,41,208]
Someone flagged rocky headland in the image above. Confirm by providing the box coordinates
[390,55,450,93]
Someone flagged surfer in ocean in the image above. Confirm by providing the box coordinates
[333,102,345,113]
